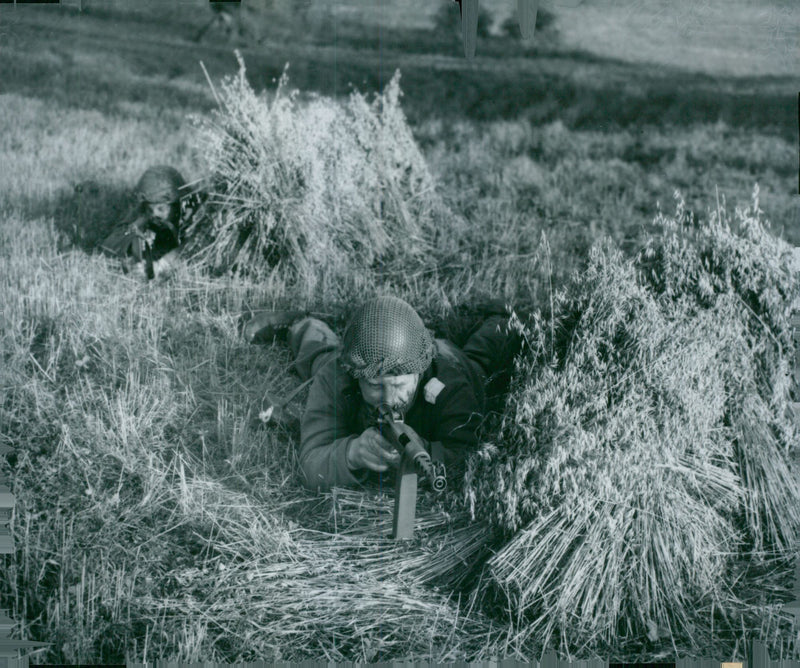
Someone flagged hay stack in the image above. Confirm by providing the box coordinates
[184,54,451,302]
[465,189,800,660]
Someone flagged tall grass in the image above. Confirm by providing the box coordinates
[2,16,799,661]
[0,208,510,663]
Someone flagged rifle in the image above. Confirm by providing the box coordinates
[126,215,180,281]
[376,404,447,493]
[376,403,447,540]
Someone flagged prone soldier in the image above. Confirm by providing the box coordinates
[245,296,522,492]
[100,165,198,280]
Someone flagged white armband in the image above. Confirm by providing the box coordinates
[423,377,446,404]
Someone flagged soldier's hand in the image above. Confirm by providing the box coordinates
[346,427,401,472]
[127,217,148,237]
[152,250,180,279]
[129,260,148,281]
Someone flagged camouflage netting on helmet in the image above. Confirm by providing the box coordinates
[341,296,435,378]
[464,190,800,660]
[135,165,186,204]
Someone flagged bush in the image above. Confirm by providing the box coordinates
[465,189,800,660]
[183,54,452,304]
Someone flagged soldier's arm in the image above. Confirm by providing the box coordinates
[299,365,368,492]
[99,225,132,258]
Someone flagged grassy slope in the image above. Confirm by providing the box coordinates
[2,1,797,254]
[0,1,798,662]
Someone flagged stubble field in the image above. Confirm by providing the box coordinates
[0,0,798,663]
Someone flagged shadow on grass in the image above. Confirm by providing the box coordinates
[17,180,134,253]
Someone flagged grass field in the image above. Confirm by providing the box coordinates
[0,0,798,663]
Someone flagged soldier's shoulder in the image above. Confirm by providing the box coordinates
[316,354,359,393]
[430,340,474,391]
[433,339,470,372]
[429,338,487,406]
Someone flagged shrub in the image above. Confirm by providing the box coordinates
[465,188,800,660]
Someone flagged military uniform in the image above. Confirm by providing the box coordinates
[100,165,189,279]
[289,312,519,491]
[100,213,180,267]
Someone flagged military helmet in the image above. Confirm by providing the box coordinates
[135,165,186,205]
[341,296,435,379]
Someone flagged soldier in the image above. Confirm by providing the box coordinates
[245,296,521,492]
[100,165,195,280]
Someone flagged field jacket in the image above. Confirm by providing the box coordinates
[299,339,487,492]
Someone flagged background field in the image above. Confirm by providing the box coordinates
[0,0,798,663]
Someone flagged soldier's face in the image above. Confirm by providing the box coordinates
[149,202,173,222]
[358,374,420,412]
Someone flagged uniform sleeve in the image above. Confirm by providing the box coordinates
[99,224,136,258]
[430,378,483,469]
[99,214,146,260]
[299,363,367,492]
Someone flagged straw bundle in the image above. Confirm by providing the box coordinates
[184,54,450,302]
[465,190,800,659]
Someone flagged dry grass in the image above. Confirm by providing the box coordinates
[1,5,799,662]
[183,54,456,305]
[0,209,507,663]
[3,94,799,666]
[464,190,800,661]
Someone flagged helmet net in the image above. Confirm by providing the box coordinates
[342,296,435,378]
[135,165,186,204]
